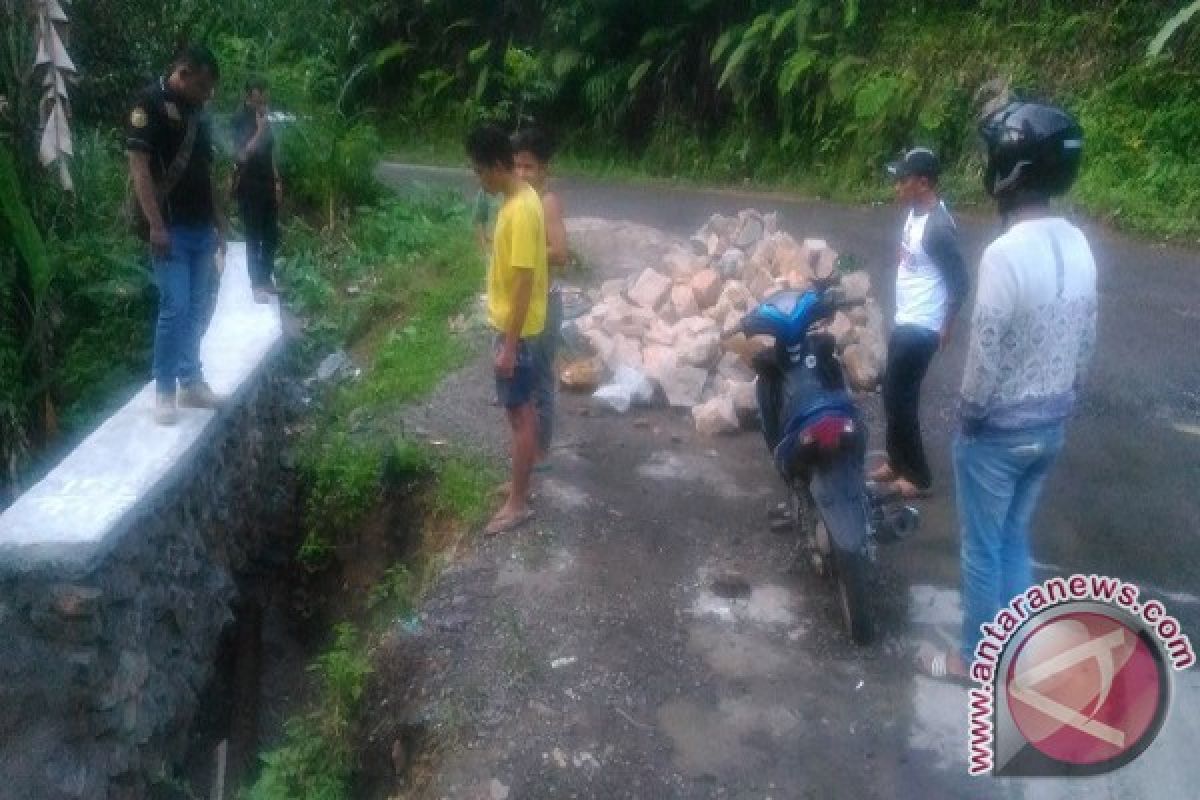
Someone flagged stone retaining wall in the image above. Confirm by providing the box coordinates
[0,244,286,799]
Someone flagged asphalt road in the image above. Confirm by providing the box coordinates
[374,163,1200,800]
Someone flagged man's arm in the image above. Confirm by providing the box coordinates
[542,191,569,269]
[234,111,266,165]
[497,271,533,377]
[128,151,169,256]
[924,211,970,345]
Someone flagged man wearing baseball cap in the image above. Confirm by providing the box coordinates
[871,148,969,498]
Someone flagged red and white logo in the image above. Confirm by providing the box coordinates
[1005,611,1165,768]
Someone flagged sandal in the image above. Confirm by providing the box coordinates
[887,477,932,500]
[915,641,973,687]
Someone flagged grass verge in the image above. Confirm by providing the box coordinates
[241,189,500,800]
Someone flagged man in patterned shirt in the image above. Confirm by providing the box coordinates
[922,101,1097,681]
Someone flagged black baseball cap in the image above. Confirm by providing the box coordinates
[887,147,941,180]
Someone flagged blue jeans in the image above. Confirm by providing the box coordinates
[531,287,563,453]
[153,224,217,395]
[954,423,1066,664]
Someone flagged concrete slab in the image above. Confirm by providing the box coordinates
[0,243,282,571]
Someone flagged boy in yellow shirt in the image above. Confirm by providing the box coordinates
[466,125,548,535]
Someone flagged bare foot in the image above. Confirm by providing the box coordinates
[484,505,534,536]
[869,462,896,482]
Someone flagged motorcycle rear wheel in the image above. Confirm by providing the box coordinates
[834,547,875,645]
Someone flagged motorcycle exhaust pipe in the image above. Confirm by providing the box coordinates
[885,505,920,540]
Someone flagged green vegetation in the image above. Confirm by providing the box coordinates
[243,624,372,800]
[246,187,497,798]
[377,1,1200,239]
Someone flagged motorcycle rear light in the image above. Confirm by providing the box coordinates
[805,416,851,452]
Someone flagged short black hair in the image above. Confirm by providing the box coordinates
[465,125,514,170]
[244,75,268,94]
[511,127,555,164]
[175,44,220,81]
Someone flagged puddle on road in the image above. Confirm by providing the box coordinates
[637,451,754,499]
[908,584,962,631]
[538,477,590,511]
[495,546,575,595]
[690,583,798,629]
[659,696,800,778]
[688,626,788,679]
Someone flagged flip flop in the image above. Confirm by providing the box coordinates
[483,508,535,537]
[887,478,933,500]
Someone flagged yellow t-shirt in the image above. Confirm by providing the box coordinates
[488,184,547,338]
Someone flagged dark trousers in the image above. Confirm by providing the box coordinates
[882,324,940,489]
[238,191,278,288]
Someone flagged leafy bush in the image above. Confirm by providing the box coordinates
[244,623,372,800]
[279,114,383,227]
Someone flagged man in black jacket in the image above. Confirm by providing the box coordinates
[127,44,225,425]
[872,148,969,497]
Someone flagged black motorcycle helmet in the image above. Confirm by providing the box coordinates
[979,101,1083,212]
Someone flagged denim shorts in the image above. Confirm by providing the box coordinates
[494,335,535,409]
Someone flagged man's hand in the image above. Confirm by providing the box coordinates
[495,341,517,379]
[275,179,283,206]
[255,108,268,135]
[149,224,171,258]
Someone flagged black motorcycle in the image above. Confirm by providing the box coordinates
[736,284,918,644]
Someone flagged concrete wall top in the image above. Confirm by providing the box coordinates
[0,243,282,573]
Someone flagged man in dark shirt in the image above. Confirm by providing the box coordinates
[126,44,225,425]
[231,76,282,303]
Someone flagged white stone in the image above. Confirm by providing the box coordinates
[692,395,739,436]
[644,318,677,347]
[717,351,755,382]
[722,309,745,338]
[719,280,755,312]
[774,234,811,276]
[747,267,775,300]
[677,331,721,369]
[726,379,759,416]
[665,247,708,283]
[841,344,880,392]
[670,284,698,319]
[840,270,871,302]
[716,247,746,279]
[607,334,644,370]
[600,279,626,299]
[583,329,615,363]
[642,345,678,384]
[628,267,673,310]
[691,268,723,309]
[827,311,857,349]
[659,365,710,408]
[679,316,719,338]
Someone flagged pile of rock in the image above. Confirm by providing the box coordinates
[565,210,887,435]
